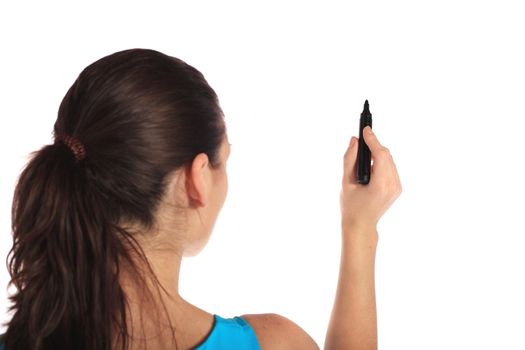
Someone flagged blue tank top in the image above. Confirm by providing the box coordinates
[194,314,261,349]
[0,314,260,350]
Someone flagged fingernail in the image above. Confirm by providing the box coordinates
[350,137,356,146]
[367,127,373,135]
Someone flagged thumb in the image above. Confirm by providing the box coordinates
[362,126,384,155]
[343,136,359,185]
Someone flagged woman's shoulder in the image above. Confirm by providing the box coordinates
[240,313,320,350]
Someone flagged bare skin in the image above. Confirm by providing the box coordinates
[324,126,402,350]
[119,134,231,349]
[120,125,402,350]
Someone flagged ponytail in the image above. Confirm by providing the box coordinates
[4,142,125,349]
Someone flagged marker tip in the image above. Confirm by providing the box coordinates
[363,99,370,113]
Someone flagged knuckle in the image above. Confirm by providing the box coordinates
[394,184,402,195]
[375,146,389,156]
[393,181,402,196]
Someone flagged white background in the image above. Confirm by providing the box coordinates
[1,1,524,349]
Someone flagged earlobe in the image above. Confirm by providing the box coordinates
[187,153,209,207]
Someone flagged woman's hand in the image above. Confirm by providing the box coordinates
[340,126,402,234]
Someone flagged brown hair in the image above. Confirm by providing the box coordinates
[2,48,226,349]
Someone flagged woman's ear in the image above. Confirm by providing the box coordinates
[186,153,209,207]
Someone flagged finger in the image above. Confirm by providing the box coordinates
[343,136,359,185]
[362,126,390,167]
[362,126,384,154]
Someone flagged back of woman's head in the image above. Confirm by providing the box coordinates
[3,48,226,350]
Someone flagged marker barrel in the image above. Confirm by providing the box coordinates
[357,101,372,184]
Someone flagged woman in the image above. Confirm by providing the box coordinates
[0,48,401,350]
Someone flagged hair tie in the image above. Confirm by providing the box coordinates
[54,134,86,161]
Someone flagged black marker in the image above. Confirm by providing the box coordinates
[357,100,372,184]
